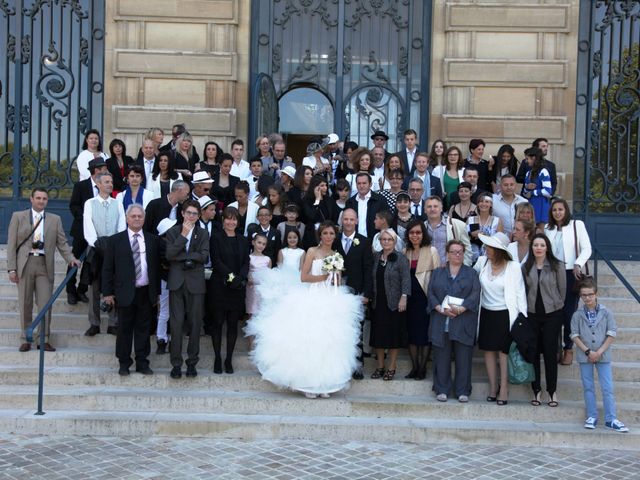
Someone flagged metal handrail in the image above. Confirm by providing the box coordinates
[592,246,640,304]
[25,248,88,415]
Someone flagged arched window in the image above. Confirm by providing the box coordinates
[278,88,334,135]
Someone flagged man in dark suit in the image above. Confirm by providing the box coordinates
[345,173,386,240]
[160,123,186,153]
[395,128,419,175]
[370,130,391,161]
[67,157,108,305]
[102,204,161,376]
[165,200,210,379]
[247,206,281,266]
[333,208,373,379]
[406,178,432,221]
[143,180,190,234]
[516,137,558,195]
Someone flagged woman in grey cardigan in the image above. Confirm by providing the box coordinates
[522,233,566,407]
[370,228,411,381]
[427,240,481,402]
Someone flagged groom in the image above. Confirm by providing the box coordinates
[333,208,373,379]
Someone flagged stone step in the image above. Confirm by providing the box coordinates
[0,385,638,424]
[2,366,640,403]
[1,409,637,450]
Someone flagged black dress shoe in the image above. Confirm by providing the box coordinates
[106,326,118,335]
[224,358,233,374]
[170,366,182,379]
[84,325,100,336]
[156,340,167,355]
[118,366,130,376]
[77,292,89,303]
[136,366,153,375]
[186,365,197,378]
[67,293,78,305]
[213,357,222,374]
[352,369,364,380]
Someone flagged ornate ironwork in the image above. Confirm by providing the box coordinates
[79,37,89,66]
[344,0,409,30]
[343,45,352,74]
[285,49,319,85]
[6,104,16,132]
[362,51,390,84]
[272,44,281,73]
[7,34,16,63]
[24,0,88,21]
[328,45,337,74]
[21,35,31,63]
[274,0,337,29]
[0,0,16,17]
[36,42,75,130]
[398,46,408,76]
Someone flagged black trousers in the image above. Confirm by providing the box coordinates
[531,309,563,395]
[66,237,88,295]
[562,271,578,349]
[116,286,152,369]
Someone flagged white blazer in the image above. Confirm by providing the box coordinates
[145,173,183,199]
[115,188,155,210]
[432,165,465,193]
[228,200,259,236]
[544,219,592,270]
[475,256,528,327]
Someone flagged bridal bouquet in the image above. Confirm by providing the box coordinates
[322,252,345,273]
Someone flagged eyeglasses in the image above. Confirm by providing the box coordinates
[184,210,199,217]
[380,237,395,242]
[448,250,464,256]
[580,293,596,298]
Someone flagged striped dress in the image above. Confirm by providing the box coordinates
[524,167,552,222]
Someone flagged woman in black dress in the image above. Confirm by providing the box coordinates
[210,207,250,374]
[197,141,223,177]
[370,228,411,381]
[211,154,240,209]
[266,183,287,228]
[106,138,134,195]
[300,174,338,249]
[403,220,440,379]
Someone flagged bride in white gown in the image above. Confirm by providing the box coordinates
[246,221,363,398]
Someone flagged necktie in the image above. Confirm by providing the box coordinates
[413,204,419,216]
[33,214,42,243]
[102,200,109,208]
[131,233,142,284]
[344,237,352,254]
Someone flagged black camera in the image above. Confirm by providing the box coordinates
[182,259,196,270]
[100,301,113,313]
[32,240,44,250]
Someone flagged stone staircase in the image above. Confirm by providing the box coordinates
[0,247,638,449]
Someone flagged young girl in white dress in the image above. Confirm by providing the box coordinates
[247,221,363,399]
[277,229,305,272]
[246,233,272,316]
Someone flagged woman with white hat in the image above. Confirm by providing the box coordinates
[474,232,527,405]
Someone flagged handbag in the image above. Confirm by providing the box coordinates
[572,221,590,292]
[507,341,535,384]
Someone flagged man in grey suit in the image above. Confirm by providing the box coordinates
[165,200,210,379]
[7,188,80,351]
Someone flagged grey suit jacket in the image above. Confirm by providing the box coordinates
[165,223,210,294]
[522,259,566,314]
[371,250,411,310]
[7,209,75,281]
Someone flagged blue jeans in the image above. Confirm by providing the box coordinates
[579,362,617,423]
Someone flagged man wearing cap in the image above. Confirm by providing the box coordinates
[278,165,296,194]
[67,157,107,305]
[102,204,162,376]
[191,171,214,202]
[154,217,176,354]
[143,180,190,235]
[270,140,295,179]
[83,172,127,336]
[371,130,391,161]
[8,188,81,352]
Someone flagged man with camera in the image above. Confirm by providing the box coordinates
[102,204,162,376]
[7,188,81,352]
[165,200,210,379]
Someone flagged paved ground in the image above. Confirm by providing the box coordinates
[0,434,636,479]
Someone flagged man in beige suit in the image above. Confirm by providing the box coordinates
[7,188,80,352]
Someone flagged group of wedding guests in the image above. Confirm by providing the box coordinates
[60,126,629,431]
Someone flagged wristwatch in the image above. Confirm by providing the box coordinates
[7,270,16,274]
[584,349,591,356]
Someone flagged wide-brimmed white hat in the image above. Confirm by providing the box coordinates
[197,195,216,210]
[157,218,177,236]
[192,171,213,184]
[281,166,296,179]
[478,232,512,260]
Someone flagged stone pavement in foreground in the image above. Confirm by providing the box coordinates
[0,435,636,479]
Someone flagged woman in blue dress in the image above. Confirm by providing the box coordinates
[521,147,552,231]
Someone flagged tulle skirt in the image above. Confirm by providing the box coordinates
[245,268,363,394]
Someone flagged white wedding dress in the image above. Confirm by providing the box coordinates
[246,257,363,394]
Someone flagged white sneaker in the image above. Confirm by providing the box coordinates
[584,417,597,429]
[458,395,469,403]
[605,419,629,433]
[436,393,447,402]
[304,392,317,399]
[319,393,330,399]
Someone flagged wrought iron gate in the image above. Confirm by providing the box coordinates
[0,0,104,241]
[574,0,640,259]
[249,0,432,155]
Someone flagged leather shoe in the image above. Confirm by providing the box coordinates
[136,366,153,375]
[561,349,573,366]
[170,366,182,379]
[37,343,56,352]
[213,357,222,374]
[156,340,167,355]
[106,326,118,336]
[186,365,197,378]
[19,343,31,352]
[67,293,78,305]
[77,292,89,303]
[84,325,100,336]
[118,366,130,376]
[224,358,233,374]
[352,369,364,380]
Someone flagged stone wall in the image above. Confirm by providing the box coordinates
[429,0,580,198]
[103,0,250,155]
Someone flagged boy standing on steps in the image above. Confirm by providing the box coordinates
[571,277,629,433]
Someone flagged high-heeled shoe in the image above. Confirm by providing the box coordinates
[224,358,233,374]
[213,357,222,374]
[531,390,542,406]
[486,386,500,402]
[547,392,559,407]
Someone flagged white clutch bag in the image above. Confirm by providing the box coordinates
[442,295,464,310]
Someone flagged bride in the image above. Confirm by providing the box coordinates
[247,221,363,398]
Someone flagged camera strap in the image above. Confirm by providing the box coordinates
[16,214,43,254]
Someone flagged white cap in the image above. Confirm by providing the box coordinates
[281,166,296,179]
[198,195,216,210]
[327,133,339,144]
[192,171,214,184]
[157,218,177,236]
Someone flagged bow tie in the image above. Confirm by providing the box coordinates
[253,177,259,182]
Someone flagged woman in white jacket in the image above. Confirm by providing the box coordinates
[146,151,183,199]
[544,197,592,365]
[475,232,527,406]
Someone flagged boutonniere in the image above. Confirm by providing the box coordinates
[227,273,235,284]
[353,238,360,246]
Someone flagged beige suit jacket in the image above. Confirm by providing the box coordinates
[7,209,75,281]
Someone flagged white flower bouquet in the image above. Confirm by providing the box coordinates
[322,252,345,273]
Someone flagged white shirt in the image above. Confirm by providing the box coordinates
[406,148,416,170]
[127,228,149,287]
[230,159,251,180]
[491,193,527,236]
[142,157,156,182]
[31,209,45,254]
[478,263,508,310]
[355,191,371,237]
[83,195,126,247]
